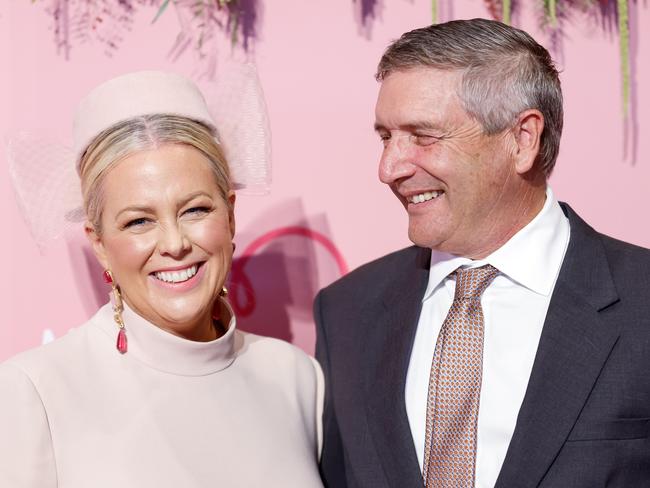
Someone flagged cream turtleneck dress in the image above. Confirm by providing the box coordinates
[0,300,324,487]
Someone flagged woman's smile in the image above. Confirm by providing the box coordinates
[149,261,206,291]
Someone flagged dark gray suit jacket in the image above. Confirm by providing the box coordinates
[315,204,650,487]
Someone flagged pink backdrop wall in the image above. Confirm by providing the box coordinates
[1,1,649,360]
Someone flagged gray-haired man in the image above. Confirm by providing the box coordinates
[315,18,650,488]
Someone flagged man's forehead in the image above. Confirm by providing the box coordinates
[380,66,463,86]
[376,67,463,109]
[375,68,464,130]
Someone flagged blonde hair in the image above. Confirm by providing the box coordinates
[78,114,231,233]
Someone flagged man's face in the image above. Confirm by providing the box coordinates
[375,67,525,258]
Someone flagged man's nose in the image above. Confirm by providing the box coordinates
[378,135,417,184]
[158,223,191,257]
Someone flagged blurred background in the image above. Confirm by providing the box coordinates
[1,0,648,359]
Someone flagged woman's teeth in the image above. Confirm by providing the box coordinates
[409,190,443,204]
[154,264,199,284]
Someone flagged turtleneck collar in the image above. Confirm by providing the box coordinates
[92,296,237,377]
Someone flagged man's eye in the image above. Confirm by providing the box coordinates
[413,134,439,146]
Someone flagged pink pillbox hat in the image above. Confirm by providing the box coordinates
[8,65,271,247]
[73,70,217,160]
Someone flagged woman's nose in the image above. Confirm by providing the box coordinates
[158,223,191,257]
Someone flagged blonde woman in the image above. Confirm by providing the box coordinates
[0,71,323,487]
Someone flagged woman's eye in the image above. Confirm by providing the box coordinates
[124,218,149,229]
[184,206,210,216]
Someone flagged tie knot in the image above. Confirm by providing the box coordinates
[453,264,499,300]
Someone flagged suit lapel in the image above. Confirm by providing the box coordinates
[363,247,430,487]
[495,204,620,488]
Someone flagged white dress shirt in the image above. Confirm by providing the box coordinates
[405,187,570,488]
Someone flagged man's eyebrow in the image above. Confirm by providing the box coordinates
[403,121,442,131]
[373,121,442,132]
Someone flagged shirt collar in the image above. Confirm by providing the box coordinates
[423,187,570,300]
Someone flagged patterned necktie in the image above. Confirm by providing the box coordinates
[423,265,499,488]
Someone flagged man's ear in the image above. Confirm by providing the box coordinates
[512,109,544,175]
[85,222,110,270]
[227,191,236,238]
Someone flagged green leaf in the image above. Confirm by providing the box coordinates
[545,0,557,26]
[618,0,630,117]
[551,0,557,25]
[503,0,511,24]
[152,0,172,24]
[230,11,239,46]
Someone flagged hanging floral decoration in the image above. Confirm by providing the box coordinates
[353,0,380,29]
[33,0,257,62]
[468,0,631,117]
[34,0,633,117]
[616,0,630,117]
[37,0,156,59]
[155,0,258,54]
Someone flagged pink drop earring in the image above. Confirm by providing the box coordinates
[103,270,127,354]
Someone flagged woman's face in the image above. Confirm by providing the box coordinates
[87,144,235,341]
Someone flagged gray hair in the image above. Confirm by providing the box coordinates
[78,114,231,233]
[376,18,563,177]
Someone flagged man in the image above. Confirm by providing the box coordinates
[315,18,650,488]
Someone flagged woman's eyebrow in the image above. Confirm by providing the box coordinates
[178,190,213,207]
[114,191,215,220]
[115,205,154,220]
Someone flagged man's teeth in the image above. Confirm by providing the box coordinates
[154,264,198,284]
[409,191,443,204]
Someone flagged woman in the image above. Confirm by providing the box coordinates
[0,71,323,487]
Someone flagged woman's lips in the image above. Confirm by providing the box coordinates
[153,263,199,283]
[149,262,206,292]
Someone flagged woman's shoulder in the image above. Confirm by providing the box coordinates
[235,330,313,361]
[233,331,324,433]
[234,330,322,382]
[1,308,106,383]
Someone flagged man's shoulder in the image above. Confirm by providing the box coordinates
[563,202,650,259]
[314,246,427,334]
[563,202,650,288]
[598,232,650,275]
[599,232,650,256]
[566,202,649,255]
